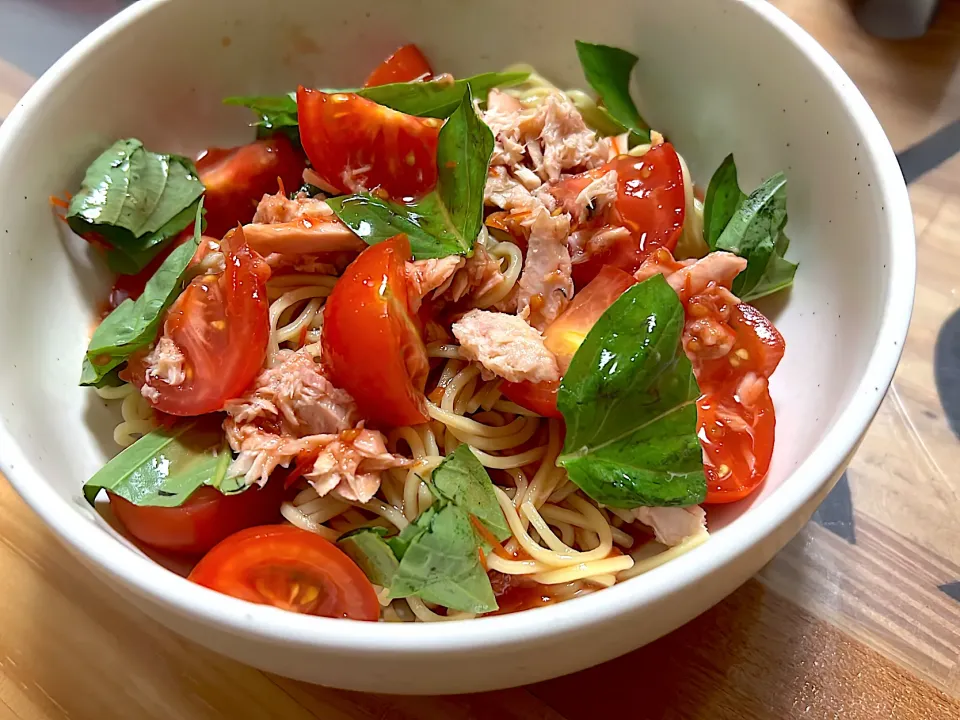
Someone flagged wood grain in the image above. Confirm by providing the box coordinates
[1,0,959,717]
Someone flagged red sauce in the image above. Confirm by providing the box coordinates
[488,571,555,615]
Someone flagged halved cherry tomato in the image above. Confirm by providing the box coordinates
[500,266,637,417]
[188,525,380,621]
[109,481,284,555]
[197,136,306,239]
[297,87,442,199]
[126,231,271,415]
[688,302,785,390]
[364,44,433,87]
[322,235,430,427]
[552,145,686,287]
[698,385,776,503]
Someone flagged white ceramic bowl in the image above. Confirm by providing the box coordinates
[0,0,914,694]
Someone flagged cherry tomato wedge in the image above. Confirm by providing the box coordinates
[109,482,284,555]
[364,44,433,87]
[698,385,776,503]
[297,87,442,199]
[197,136,306,239]
[500,266,637,417]
[188,525,380,621]
[553,145,686,287]
[127,231,271,415]
[322,235,430,427]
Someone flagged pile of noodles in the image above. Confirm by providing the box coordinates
[95,67,710,622]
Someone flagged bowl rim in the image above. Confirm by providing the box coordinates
[0,0,915,654]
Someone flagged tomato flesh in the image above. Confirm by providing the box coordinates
[188,525,380,621]
[553,144,686,287]
[364,44,433,87]
[297,87,442,200]
[109,482,284,555]
[197,136,306,239]
[500,266,637,417]
[127,232,271,415]
[322,235,430,427]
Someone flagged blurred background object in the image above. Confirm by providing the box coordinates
[856,0,941,38]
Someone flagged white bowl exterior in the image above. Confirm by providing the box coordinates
[0,0,913,693]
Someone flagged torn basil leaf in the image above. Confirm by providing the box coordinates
[66,139,204,274]
[82,420,237,507]
[557,275,706,508]
[388,503,497,613]
[327,83,493,259]
[81,201,203,386]
[574,41,651,145]
[223,93,299,141]
[338,527,399,588]
[703,156,798,302]
[432,445,510,542]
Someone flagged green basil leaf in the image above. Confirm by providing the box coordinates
[386,506,436,560]
[83,420,236,507]
[338,527,399,588]
[715,171,790,299]
[359,71,528,118]
[327,83,493,259]
[223,93,300,140]
[742,253,798,302]
[574,41,650,145]
[703,154,747,250]
[388,504,497,613]
[557,275,706,508]
[81,201,203,386]
[432,445,510,542]
[66,139,204,273]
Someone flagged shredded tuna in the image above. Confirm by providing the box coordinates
[635,249,746,301]
[141,337,185,400]
[517,208,573,330]
[737,372,768,409]
[224,347,358,437]
[242,191,365,257]
[406,256,465,309]
[224,423,335,487]
[633,506,707,547]
[306,428,409,503]
[570,169,618,223]
[452,309,560,384]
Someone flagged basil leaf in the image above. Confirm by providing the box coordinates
[574,41,650,144]
[387,506,436,560]
[432,445,510,542]
[703,154,747,250]
[557,275,706,508]
[388,504,497,613]
[224,71,529,136]
[67,139,204,273]
[223,93,299,140]
[81,202,203,386]
[715,171,791,300]
[327,83,493,259]
[360,71,528,118]
[83,420,236,508]
[338,527,399,587]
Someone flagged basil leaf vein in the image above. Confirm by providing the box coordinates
[66,139,204,273]
[557,276,706,508]
[327,83,493,259]
[574,41,651,145]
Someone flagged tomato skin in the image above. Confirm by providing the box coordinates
[197,136,306,239]
[322,235,430,427]
[297,87,441,199]
[555,145,686,287]
[108,482,284,555]
[364,44,433,87]
[689,302,785,390]
[500,379,562,419]
[127,233,271,415]
[698,386,776,503]
[188,525,380,621]
[500,267,637,417]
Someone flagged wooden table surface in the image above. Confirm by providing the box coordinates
[2,1,960,718]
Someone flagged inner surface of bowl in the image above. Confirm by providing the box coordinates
[0,0,911,693]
